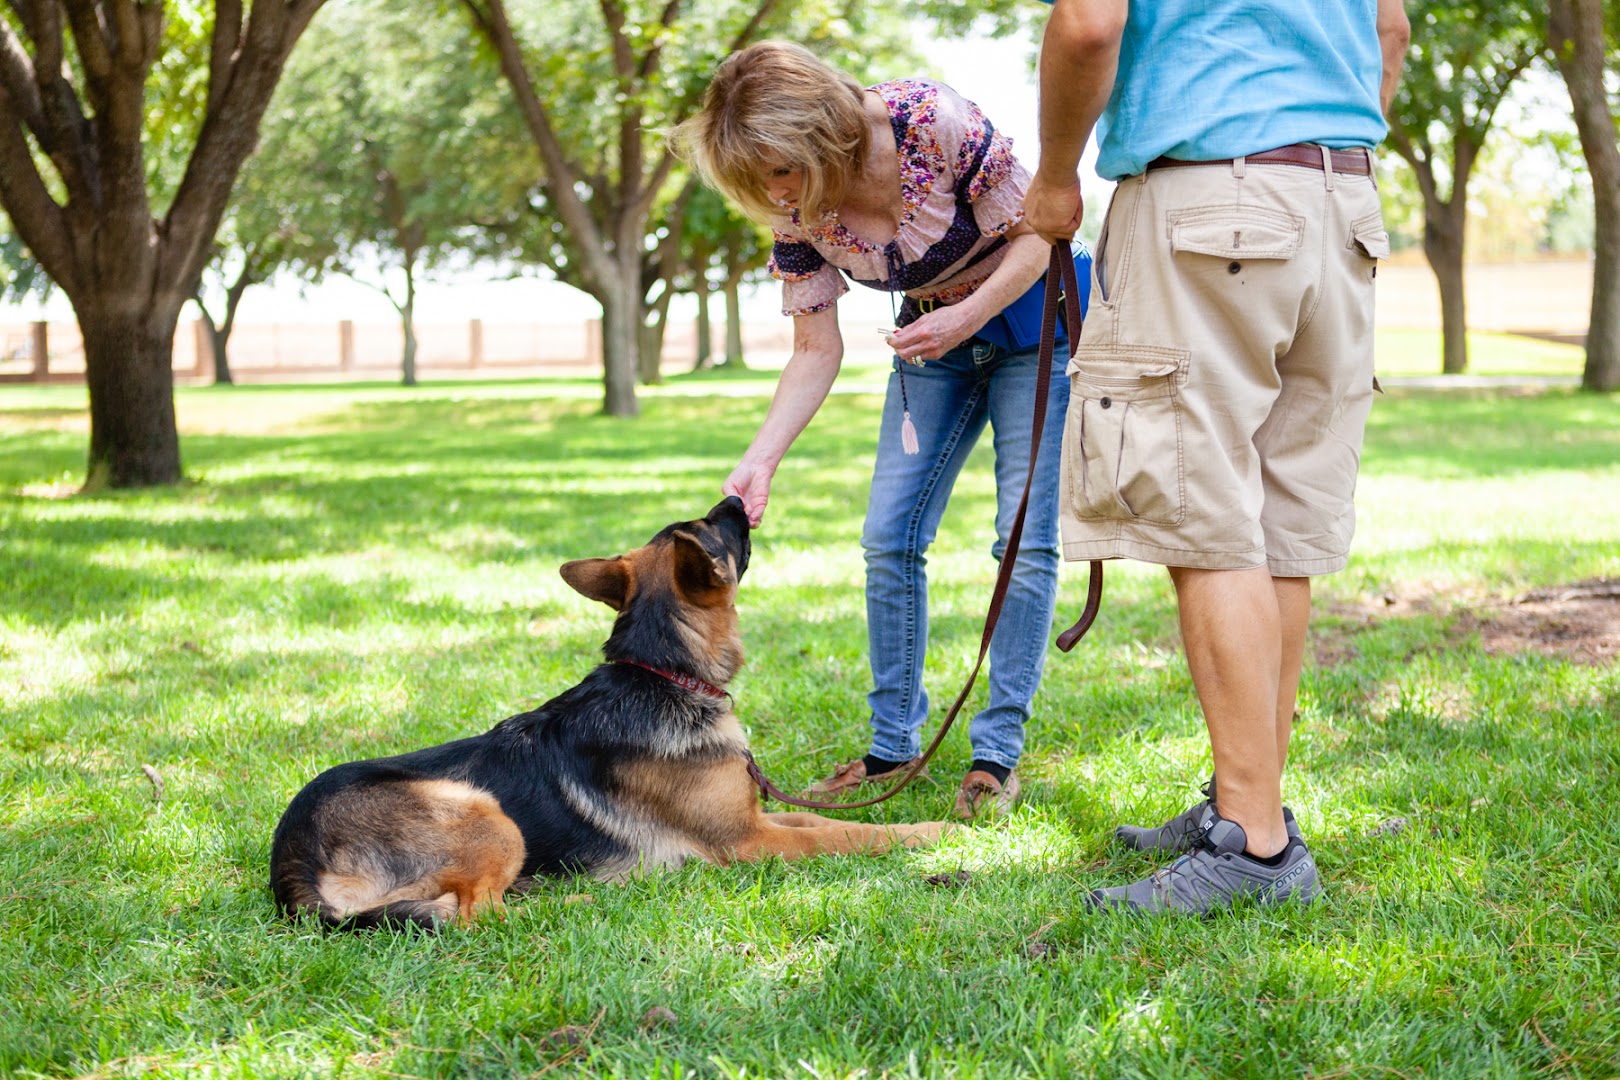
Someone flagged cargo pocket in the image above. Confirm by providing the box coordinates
[1063,346,1189,526]
[1349,212,1391,261]
[1168,205,1305,263]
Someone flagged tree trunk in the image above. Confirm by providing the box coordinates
[210,324,234,385]
[0,0,327,488]
[194,266,253,385]
[193,303,232,385]
[1423,206,1469,375]
[1587,193,1620,392]
[640,285,674,385]
[723,272,745,368]
[1549,0,1620,393]
[601,251,641,416]
[690,238,709,374]
[400,260,419,387]
[78,298,183,490]
[690,276,709,374]
[213,265,256,386]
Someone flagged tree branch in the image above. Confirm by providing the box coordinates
[107,0,145,67]
[17,2,102,208]
[0,86,75,287]
[58,0,112,81]
[206,0,242,119]
[460,0,612,292]
[0,21,44,133]
[632,147,677,223]
[7,0,46,50]
[136,0,162,68]
[598,0,633,85]
[724,0,781,57]
[633,0,682,82]
[1384,117,1442,213]
[160,2,307,293]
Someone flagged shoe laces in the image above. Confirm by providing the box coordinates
[962,780,998,809]
[1149,854,1195,897]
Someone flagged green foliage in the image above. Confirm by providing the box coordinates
[905,0,1035,39]
[142,0,214,215]
[0,225,51,302]
[485,0,928,296]
[1388,0,1545,200]
[249,0,535,297]
[0,370,1616,1076]
[681,185,772,291]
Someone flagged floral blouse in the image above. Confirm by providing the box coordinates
[768,78,1030,321]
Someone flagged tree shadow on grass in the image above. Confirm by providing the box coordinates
[0,429,82,489]
[0,394,896,633]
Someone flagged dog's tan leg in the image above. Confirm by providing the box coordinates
[428,783,526,923]
[766,811,852,828]
[730,818,953,861]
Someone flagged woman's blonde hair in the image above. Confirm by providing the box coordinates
[674,41,870,225]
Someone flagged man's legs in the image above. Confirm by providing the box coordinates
[1166,565,1311,860]
[1273,574,1311,770]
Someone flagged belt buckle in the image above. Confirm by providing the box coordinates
[916,297,937,314]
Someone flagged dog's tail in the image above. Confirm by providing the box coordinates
[316,899,448,932]
[278,889,450,932]
[273,865,451,932]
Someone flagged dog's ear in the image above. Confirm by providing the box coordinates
[671,530,733,597]
[559,557,631,610]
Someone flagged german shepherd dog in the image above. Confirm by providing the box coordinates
[270,496,950,928]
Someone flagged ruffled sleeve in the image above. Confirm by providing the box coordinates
[933,84,1030,237]
[769,227,849,316]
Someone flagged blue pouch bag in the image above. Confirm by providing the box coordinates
[975,241,1092,352]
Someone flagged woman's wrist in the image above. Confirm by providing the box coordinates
[738,446,781,474]
[953,293,996,334]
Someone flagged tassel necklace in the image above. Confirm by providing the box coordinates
[885,244,921,456]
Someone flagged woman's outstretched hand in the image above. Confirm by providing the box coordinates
[723,460,775,527]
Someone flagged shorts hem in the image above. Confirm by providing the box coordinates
[1061,536,1266,570]
[1267,554,1349,577]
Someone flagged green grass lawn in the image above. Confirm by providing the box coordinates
[1373,330,1586,378]
[1,358,1617,1078]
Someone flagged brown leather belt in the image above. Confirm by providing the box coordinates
[1146,143,1373,176]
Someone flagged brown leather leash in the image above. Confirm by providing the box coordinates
[745,243,1106,812]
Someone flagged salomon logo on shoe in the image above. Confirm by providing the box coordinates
[1269,857,1313,895]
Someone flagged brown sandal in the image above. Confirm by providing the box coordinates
[804,756,928,796]
[953,770,1020,820]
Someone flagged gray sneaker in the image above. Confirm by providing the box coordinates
[1089,805,1321,915]
[1115,776,1300,853]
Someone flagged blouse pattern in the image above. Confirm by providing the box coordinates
[768,78,1029,319]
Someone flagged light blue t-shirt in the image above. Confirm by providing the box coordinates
[1093,1,1387,181]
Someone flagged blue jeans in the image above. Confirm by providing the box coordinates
[861,338,1069,771]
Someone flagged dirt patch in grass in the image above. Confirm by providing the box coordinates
[1318,579,1620,667]
[1469,581,1620,665]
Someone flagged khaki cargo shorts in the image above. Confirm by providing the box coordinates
[1059,151,1390,576]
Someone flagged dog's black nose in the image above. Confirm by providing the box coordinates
[709,496,751,578]
[711,495,750,530]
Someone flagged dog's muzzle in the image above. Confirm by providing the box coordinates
[708,496,752,579]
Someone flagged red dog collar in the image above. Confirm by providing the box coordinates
[617,659,728,699]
